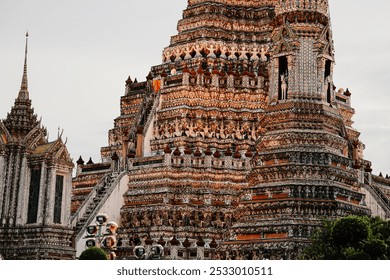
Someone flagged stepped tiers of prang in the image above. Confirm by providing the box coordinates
[70,0,390,260]
[1,0,389,260]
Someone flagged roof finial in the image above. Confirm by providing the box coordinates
[18,31,29,100]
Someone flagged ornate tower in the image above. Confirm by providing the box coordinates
[269,0,335,102]
[0,34,75,260]
[228,0,370,259]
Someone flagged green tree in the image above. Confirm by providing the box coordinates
[303,215,390,260]
[79,247,107,260]
[332,216,370,248]
[303,220,337,259]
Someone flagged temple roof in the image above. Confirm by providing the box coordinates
[32,141,56,155]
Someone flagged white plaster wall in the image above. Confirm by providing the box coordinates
[143,114,155,157]
[75,174,129,257]
[361,188,387,219]
[143,94,161,157]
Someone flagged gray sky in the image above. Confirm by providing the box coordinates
[0,0,389,176]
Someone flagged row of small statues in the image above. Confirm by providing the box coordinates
[164,44,269,63]
[126,210,234,229]
[215,248,298,260]
[154,119,260,141]
[195,2,263,19]
[279,74,335,100]
[275,0,329,14]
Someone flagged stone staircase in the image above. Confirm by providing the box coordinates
[127,91,156,144]
[71,172,126,241]
[363,176,390,218]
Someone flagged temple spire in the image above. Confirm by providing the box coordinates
[3,31,39,138]
[18,32,29,100]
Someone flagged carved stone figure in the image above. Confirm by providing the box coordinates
[281,74,288,100]
[260,46,269,62]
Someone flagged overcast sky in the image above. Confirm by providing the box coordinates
[0,0,389,176]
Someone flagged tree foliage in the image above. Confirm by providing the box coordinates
[79,247,107,260]
[303,215,390,260]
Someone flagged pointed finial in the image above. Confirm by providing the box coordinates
[18,31,29,100]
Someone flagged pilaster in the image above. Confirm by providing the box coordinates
[37,161,47,225]
[2,150,14,224]
[15,156,28,225]
[43,166,56,225]
[0,154,6,221]
[8,150,22,226]
[64,171,73,224]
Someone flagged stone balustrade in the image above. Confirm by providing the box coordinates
[275,0,329,16]
[188,0,276,8]
[163,41,270,64]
